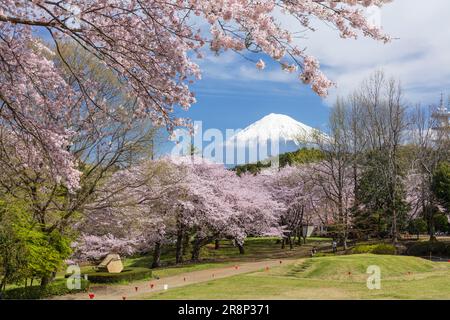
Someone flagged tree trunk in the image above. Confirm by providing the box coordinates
[296,228,302,245]
[343,234,348,250]
[237,242,245,254]
[392,208,398,244]
[281,238,285,249]
[40,271,56,287]
[288,235,293,250]
[175,228,184,264]
[182,232,190,256]
[40,276,51,287]
[151,242,162,268]
[428,214,437,241]
[214,239,220,250]
[191,238,202,262]
[0,275,7,293]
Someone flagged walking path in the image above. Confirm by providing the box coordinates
[52,259,297,300]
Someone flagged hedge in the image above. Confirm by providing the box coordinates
[352,243,396,255]
[85,267,152,283]
[406,241,450,257]
[2,279,89,300]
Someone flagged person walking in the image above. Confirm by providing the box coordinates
[332,240,337,253]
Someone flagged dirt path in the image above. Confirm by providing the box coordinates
[51,259,297,300]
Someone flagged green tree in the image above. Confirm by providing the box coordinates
[0,198,72,292]
[432,162,450,212]
[356,150,410,239]
[233,148,324,176]
[434,214,449,233]
[407,218,427,238]
[0,199,27,292]
[278,148,325,167]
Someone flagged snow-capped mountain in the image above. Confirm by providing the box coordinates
[224,113,322,165]
[227,113,319,147]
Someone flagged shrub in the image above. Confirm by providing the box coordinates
[85,267,152,283]
[352,244,375,254]
[371,244,397,255]
[406,241,450,257]
[2,279,89,300]
[352,243,396,255]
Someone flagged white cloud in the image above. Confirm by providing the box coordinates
[289,0,450,105]
[192,0,450,106]
[237,65,297,83]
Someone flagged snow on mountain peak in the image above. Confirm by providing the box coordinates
[227,113,318,146]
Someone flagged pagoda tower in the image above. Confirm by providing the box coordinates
[431,94,450,142]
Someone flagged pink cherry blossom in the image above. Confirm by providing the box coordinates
[0,0,391,189]
[256,59,266,70]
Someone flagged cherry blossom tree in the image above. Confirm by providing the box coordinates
[169,156,283,260]
[74,156,283,264]
[257,160,356,249]
[0,42,162,282]
[256,166,315,248]
[71,234,143,263]
[223,170,284,253]
[1,0,392,190]
[76,158,183,266]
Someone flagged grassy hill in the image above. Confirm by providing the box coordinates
[233,147,324,176]
[284,254,438,281]
[145,254,450,300]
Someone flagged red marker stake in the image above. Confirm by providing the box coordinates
[279,261,282,264]
[150,283,154,289]
[135,286,138,292]
[88,293,95,299]
[122,296,127,300]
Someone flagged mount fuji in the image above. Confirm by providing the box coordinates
[225,113,322,164]
[227,113,319,147]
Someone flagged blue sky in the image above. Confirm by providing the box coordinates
[35,0,450,156]
[171,0,450,141]
[176,59,331,133]
[163,0,450,157]
[164,0,450,156]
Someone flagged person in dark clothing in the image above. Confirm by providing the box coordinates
[332,240,337,253]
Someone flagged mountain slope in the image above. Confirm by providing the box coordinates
[226,113,319,146]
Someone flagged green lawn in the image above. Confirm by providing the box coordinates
[126,237,331,267]
[72,237,331,283]
[128,237,330,279]
[145,254,450,300]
